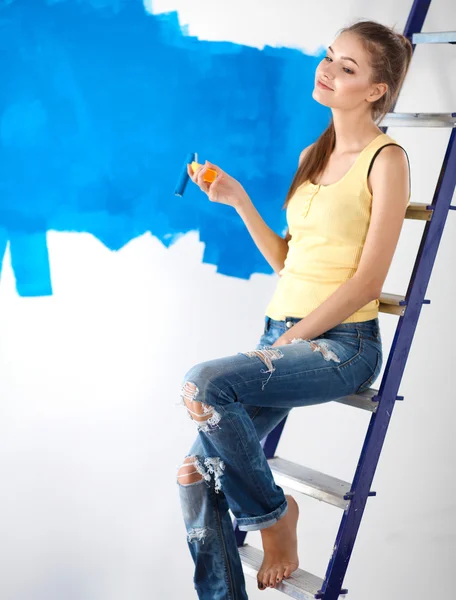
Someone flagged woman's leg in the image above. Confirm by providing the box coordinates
[179,322,379,529]
[177,316,381,594]
[177,404,291,599]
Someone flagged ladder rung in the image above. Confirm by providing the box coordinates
[405,202,433,221]
[412,31,456,44]
[378,292,407,316]
[238,544,330,599]
[379,292,406,305]
[379,112,456,127]
[335,389,405,412]
[334,388,379,412]
[268,457,351,509]
[377,292,431,316]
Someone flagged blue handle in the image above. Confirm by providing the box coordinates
[174,152,196,197]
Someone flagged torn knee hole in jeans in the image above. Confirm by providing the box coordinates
[177,455,225,494]
[180,381,222,433]
[176,457,203,484]
[187,527,210,544]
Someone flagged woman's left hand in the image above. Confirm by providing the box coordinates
[271,335,293,347]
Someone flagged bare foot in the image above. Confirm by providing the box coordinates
[257,494,299,590]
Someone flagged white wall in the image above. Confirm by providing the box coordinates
[0,1,455,599]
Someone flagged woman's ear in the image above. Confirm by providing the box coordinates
[367,82,388,103]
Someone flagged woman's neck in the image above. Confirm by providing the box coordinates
[331,110,383,154]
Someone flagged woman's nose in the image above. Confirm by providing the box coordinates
[321,65,334,79]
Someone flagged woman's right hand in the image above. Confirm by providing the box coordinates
[187,160,250,210]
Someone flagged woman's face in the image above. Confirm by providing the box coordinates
[313,31,385,112]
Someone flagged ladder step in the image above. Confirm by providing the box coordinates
[335,389,404,411]
[238,544,330,599]
[379,291,407,316]
[378,292,430,316]
[405,202,433,221]
[268,457,351,509]
[379,112,456,127]
[412,31,456,44]
[334,387,379,412]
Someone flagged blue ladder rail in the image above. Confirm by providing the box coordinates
[234,0,456,597]
[316,130,455,600]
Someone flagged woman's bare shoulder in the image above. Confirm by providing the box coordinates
[299,143,315,166]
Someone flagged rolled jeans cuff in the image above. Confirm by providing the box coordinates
[236,498,288,532]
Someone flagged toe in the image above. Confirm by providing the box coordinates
[257,572,266,590]
[283,563,296,579]
[261,570,271,588]
[257,570,266,590]
[269,568,280,588]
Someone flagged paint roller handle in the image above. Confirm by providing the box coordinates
[174,152,196,197]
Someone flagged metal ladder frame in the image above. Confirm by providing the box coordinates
[234,1,456,597]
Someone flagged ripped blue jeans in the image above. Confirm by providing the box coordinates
[176,316,382,600]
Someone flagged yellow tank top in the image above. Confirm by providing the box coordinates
[265,133,411,323]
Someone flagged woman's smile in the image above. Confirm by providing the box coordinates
[317,79,334,91]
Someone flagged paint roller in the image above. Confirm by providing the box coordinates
[174,152,218,196]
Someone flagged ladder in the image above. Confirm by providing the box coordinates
[235,1,456,597]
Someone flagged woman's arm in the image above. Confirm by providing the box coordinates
[235,202,289,274]
[236,144,312,274]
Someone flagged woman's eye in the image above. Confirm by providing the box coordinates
[324,56,353,74]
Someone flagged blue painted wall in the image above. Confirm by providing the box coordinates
[0,0,329,296]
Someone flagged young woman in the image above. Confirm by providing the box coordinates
[176,19,412,598]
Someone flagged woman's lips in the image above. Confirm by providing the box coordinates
[317,80,333,90]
